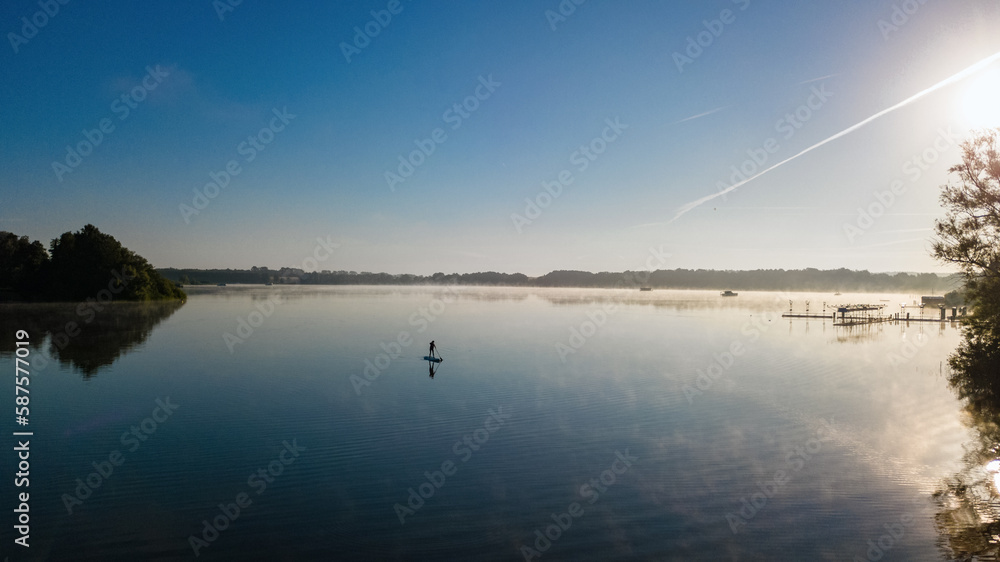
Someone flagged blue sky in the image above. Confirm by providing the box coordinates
[2,0,1000,275]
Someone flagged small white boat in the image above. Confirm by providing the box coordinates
[721,290,738,297]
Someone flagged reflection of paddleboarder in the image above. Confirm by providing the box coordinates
[428,340,437,359]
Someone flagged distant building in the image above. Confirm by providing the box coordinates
[276,267,305,284]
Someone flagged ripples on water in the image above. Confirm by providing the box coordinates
[0,286,992,560]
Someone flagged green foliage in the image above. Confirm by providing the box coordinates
[933,128,1000,280]
[0,225,184,302]
[949,274,1000,377]
[0,232,47,295]
[932,128,1000,375]
[943,289,966,307]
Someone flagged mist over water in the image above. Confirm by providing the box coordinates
[0,286,974,560]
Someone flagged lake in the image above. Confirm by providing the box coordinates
[0,286,986,560]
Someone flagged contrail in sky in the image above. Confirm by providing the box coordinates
[675,105,730,124]
[798,73,839,85]
[669,50,1000,223]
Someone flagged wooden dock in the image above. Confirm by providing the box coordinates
[782,301,964,326]
[782,313,834,319]
[782,314,959,325]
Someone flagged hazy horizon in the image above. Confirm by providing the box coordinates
[158,263,956,278]
[4,2,1000,276]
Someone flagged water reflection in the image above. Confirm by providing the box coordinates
[834,323,889,343]
[0,286,977,559]
[989,462,1000,496]
[934,351,1000,559]
[0,301,183,377]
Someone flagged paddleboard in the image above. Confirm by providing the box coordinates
[423,356,443,363]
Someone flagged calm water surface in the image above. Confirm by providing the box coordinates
[0,286,981,560]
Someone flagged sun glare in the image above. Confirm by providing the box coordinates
[961,68,1000,128]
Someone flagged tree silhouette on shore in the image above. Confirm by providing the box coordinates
[0,224,184,302]
[931,128,1000,559]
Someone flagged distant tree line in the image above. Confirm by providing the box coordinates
[162,267,280,286]
[0,225,185,302]
[155,266,957,293]
[533,268,955,292]
[158,268,533,287]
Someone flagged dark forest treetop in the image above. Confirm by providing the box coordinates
[0,224,185,302]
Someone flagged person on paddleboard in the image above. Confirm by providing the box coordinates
[429,340,437,359]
